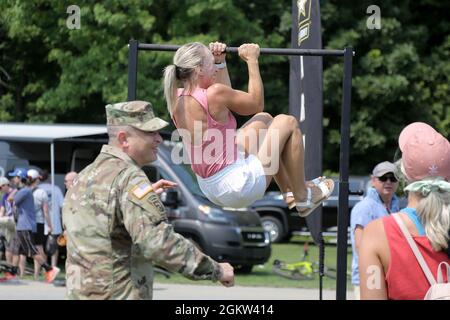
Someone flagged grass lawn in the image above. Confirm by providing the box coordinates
[13,236,352,290]
[154,236,353,289]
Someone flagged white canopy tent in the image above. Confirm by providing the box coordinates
[0,123,107,143]
[0,122,107,216]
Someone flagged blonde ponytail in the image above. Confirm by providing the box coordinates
[163,64,177,117]
[162,42,209,117]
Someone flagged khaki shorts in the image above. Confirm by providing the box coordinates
[0,216,16,244]
[6,233,20,255]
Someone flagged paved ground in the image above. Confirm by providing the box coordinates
[0,279,353,300]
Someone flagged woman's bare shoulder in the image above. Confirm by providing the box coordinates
[207,83,232,96]
[362,218,386,248]
[206,84,235,115]
[173,96,206,126]
[365,218,385,236]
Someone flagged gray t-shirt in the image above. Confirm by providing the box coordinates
[39,183,64,235]
[32,187,48,224]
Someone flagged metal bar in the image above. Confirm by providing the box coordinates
[336,47,353,300]
[127,39,139,101]
[56,138,108,143]
[138,43,345,57]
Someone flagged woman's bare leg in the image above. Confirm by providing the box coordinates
[237,112,293,196]
[238,113,331,212]
[255,114,309,202]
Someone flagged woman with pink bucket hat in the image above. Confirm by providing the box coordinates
[359,122,450,300]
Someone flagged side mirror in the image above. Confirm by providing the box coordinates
[161,189,179,208]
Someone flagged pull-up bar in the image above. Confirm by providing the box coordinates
[127,39,353,300]
[137,43,347,57]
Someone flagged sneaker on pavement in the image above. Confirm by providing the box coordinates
[5,272,17,280]
[0,272,17,282]
[45,267,60,283]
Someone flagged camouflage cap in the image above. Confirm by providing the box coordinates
[105,101,169,132]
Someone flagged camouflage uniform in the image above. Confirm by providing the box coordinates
[62,101,221,300]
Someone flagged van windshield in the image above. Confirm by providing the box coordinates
[168,162,205,198]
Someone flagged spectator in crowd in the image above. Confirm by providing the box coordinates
[359,122,450,299]
[0,236,4,261]
[60,171,77,251]
[64,171,78,190]
[0,177,12,257]
[39,170,64,267]
[7,168,59,283]
[350,161,400,299]
[0,176,19,266]
[27,169,52,280]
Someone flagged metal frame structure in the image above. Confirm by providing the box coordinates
[127,39,353,300]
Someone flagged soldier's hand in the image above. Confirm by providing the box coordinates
[152,179,178,195]
[218,263,234,287]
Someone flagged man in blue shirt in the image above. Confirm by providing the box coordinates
[6,168,59,282]
[350,161,400,299]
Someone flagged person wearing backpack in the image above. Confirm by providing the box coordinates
[359,122,450,300]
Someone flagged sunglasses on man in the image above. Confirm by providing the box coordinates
[378,175,398,183]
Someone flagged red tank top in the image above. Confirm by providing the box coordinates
[383,215,449,299]
[173,87,238,178]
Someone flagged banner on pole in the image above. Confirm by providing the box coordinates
[289,0,324,244]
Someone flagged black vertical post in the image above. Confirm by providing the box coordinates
[336,46,353,300]
[127,39,139,101]
[319,237,325,300]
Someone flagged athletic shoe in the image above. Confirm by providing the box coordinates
[45,267,60,283]
[5,272,17,280]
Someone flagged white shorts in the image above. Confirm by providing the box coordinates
[197,154,266,208]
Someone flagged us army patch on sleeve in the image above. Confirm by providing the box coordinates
[131,181,153,199]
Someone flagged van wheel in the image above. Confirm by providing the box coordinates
[261,216,284,243]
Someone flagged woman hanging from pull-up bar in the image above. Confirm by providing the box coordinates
[163,41,333,216]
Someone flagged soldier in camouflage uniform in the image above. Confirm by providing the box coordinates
[63,101,234,300]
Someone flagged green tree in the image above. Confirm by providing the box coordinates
[0,0,291,124]
[321,0,450,173]
[1,0,448,175]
